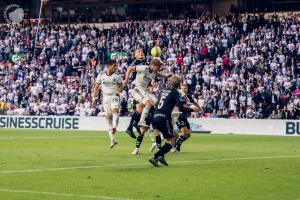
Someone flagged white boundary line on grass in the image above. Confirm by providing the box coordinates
[0,155,299,174]
[0,136,128,140]
[0,188,135,200]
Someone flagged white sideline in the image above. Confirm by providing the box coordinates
[0,155,299,174]
[0,135,128,140]
[0,188,135,200]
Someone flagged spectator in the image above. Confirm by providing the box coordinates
[0,12,299,119]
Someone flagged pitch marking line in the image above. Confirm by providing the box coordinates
[0,188,135,200]
[0,135,128,140]
[0,155,299,174]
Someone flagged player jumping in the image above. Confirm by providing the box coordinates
[93,60,122,148]
[123,59,172,155]
[149,75,199,167]
[125,48,147,139]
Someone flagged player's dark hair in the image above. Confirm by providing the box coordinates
[181,83,188,87]
[107,59,116,66]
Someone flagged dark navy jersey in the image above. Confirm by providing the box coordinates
[180,94,196,117]
[155,88,193,118]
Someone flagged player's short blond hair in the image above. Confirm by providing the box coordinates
[151,58,164,66]
[170,75,181,88]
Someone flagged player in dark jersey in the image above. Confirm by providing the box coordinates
[149,75,200,167]
[126,48,147,139]
[174,83,200,152]
[131,106,155,155]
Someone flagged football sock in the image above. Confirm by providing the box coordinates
[175,135,188,148]
[155,135,162,149]
[107,118,115,141]
[128,111,141,129]
[140,105,151,124]
[154,143,172,159]
[112,113,119,129]
[136,135,144,148]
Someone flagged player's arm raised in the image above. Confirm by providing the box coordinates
[157,72,173,78]
[189,95,201,110]
[176,91,199,113]
[92,82,101,100]
[92,73,101,104]
[117,74,123,94]
[123,65,136,86]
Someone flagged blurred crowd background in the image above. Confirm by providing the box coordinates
[0,0,299,119]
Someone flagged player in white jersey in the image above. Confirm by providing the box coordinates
[123,58,172,155]
[125,48,147,139]
[93,60,123,148]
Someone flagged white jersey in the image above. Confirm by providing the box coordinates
[96,71,122,96]
[135,65,156,89]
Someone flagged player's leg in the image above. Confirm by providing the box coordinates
[144,107,158,152]
[111,96,120,133]
[151,128,162,151]
[175,127,190,152]
[138,93,157,128]
[106,114,117,148]
[149,116,174,166]
[103,96,115,147]
[126,89,145,138]
[149,129,157,152]
[104,96,118,148]
[133,103,144,133]
[132,106,154,155]
[170,129,180,152]
[138,100,153,127]
[132,126,148,155]
[175,119,191,152]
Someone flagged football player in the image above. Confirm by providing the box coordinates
[93,60,122,148]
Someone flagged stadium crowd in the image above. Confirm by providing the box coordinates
[0,12,300,119]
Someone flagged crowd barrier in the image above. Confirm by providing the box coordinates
[0,115,299,136]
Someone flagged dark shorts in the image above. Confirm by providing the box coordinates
[152,114,174,139]
[145,107,155,126]
[176,115,190,130]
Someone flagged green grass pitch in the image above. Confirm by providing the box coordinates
[0,129,300,200]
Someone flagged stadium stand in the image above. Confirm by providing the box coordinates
[0,12,299,119]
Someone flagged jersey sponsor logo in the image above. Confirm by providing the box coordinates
[285,122,300,135]
[0,116,79,130]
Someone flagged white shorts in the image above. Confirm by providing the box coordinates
[132,87,158,105]
[102,95,120,115]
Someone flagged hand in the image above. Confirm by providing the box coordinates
[166,73,173,78]
[122,79,128,86]
[92,97,98,105]
[191,105,200,112]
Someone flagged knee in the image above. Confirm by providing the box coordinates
[140,127,148,135]
[112,108,119,113]
[187,131,191,138]
[136,104,144,113]
[144,100,153,107]
[166,137,175,146]
[153,130,160,136]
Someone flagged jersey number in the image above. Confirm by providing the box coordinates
[157,96,166,109]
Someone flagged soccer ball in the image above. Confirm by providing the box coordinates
[151,46,162,57]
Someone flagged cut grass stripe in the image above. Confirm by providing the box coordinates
[0,188,136,200]
[0,155,299,174]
